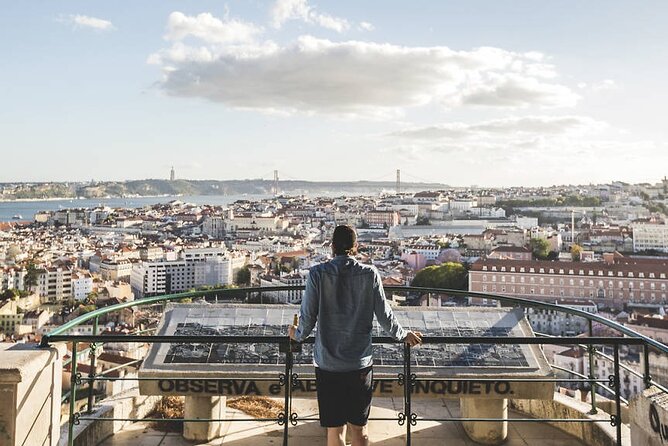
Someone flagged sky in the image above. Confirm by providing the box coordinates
[1,0,668,187]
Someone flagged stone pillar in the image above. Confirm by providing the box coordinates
[183,395,226,441]
[630,386,668,445]
[460,398,508,445]
[0,343,65,446]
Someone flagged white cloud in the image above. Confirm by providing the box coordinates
[150,23,581,115]
[384,115,628,183]
[165,11,262,44]
[359,21,375,32]
[272,0,350,32]
[457,73,579,108]
[390,116,606,141]
[592,79,618,91]
[61,14,115,31]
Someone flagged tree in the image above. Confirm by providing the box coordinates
[410,262,468,290]
[85,291,98,305]
[25,263,39,289]
[79,304,97,315]
[416,216,431,226]
[1,289,20,301]
[436,240,450,249]
[235,266,251,286]
[5,245,21,262]
[530,238,550,260]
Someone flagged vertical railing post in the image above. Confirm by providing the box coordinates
[613,344,622,446]
[282,339,294,446]
[587,319,598,414]
[87,316,99,414]
[68,341,79,446]
[403,343,412,446]
[643,343,652,389]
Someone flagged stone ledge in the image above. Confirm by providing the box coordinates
[511,392,630,446]
[58,387,161,446]
[0,344,65,446]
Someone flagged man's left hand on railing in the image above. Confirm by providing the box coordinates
[288,324,298,341]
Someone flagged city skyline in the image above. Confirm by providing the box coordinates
[2,1,668,185]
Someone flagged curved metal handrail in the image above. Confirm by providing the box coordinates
[41,285,297,344]
[384,286,668,355]
[550,364,628,405]
[41,285,668,358]
[537,331,668,395]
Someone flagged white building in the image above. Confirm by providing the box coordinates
[139,246,164,261]
[467,207,506,218]
[202,216,227,239]
[131,251,246,298]
[99,259,133,282]
[449,199,476,212]
[37,266,72,302]
[130,261,191,298]
[632,222,668,253]
[0,268,26,292]
[224,213,289,234]
[400,244,440,261]
[72,272,94,301]
[259,272,306,304]
[525,299,597,336]
[182,247,227,262]
[19,309,50,334]
[193,256,234,288]
[553,346,644,401]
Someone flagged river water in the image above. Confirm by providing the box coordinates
[0,195,267,222]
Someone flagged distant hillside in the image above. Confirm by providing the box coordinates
[75,179,448,198]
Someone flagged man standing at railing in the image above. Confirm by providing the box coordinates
[289,224,422,446]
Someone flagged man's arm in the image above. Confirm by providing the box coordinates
[290,269,318,342]
[372,270,408,342]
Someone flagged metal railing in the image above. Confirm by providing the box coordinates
[40,286,668,446]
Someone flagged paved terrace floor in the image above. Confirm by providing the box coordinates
[99,398,587,446]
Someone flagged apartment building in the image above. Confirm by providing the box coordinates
[130,251,246,298]
[99,259,133,282]
[469,255,668,309]
[401,243,440,261]
[72,271,93,300]
[488,246,533,261]
[0,299,23,334]
[37,266,72,302]
[525,299,597,336]
[363,210,400,228]
[182,247,227,262]
[259,272,306,304]
[130,261,191,298]
[0,267,26,291]
[633,221,668,253]
[224,213,289,235]
[553,346,644,401]
[202,216,227,239]
[139,246,164,261]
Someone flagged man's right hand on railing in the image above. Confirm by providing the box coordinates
[403,331,423,347]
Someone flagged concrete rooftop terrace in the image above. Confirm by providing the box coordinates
[99,397,587,446]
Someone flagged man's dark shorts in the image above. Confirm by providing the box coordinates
[315,365,373,427]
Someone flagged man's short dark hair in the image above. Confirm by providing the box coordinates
[333,225,357,255]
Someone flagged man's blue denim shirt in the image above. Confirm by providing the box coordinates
[294,255,407,372]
